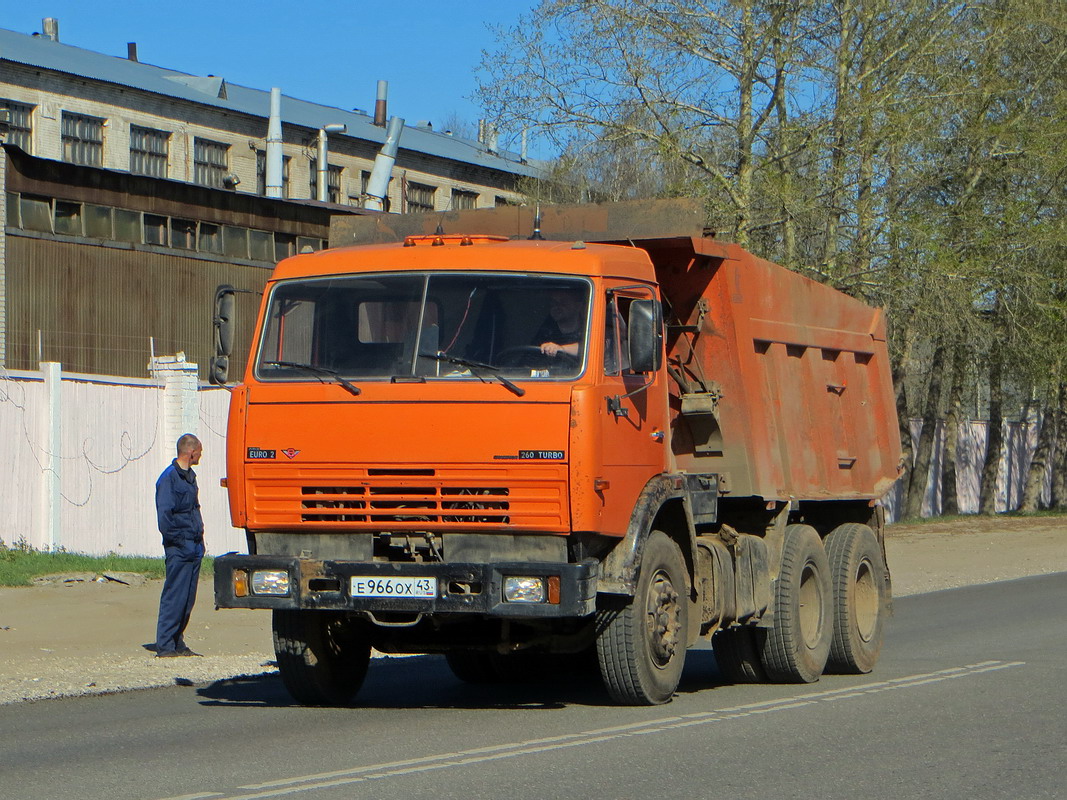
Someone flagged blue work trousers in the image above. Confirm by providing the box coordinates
[155,543,203,654]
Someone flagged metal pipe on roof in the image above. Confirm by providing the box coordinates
[265,88,284,199]
[364,115,404,212]
[374,80,388,127]
[127,42,138,62]
[42,18,59,42]
[317,123,347,202]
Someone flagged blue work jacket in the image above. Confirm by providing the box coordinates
[155,459,204,548]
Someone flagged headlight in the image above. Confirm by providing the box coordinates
[251,570,291,596]
[503,576,546,603]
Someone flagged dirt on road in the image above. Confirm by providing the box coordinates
[1,515,1064,704]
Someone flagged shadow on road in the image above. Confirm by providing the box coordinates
[195,647,733,710]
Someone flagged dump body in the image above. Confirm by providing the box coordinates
[212,201,902,706]
[648,236,901,502]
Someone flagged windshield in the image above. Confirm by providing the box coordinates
[255,273,591,382]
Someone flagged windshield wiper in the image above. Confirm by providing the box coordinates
[419,352,525,397]
[261,361,361,396]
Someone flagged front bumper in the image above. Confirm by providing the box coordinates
[213,554,598,618]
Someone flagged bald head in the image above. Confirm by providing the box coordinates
[176,434,202,468]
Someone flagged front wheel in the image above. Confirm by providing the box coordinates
[597,531,689,705]
[272,610,371,706]
[760,524,832,683]
[824,523,889,674]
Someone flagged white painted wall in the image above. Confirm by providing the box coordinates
[0,363,243,557]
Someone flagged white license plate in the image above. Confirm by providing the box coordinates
[350,576,437,598]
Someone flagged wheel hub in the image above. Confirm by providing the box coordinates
[646,571,681,667]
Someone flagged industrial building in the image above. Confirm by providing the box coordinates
[0,19,538,210]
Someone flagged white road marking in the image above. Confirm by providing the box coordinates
[156,660,1025,800]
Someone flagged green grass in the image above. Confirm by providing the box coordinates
[0,539,214,587]
[890,509,1067,527]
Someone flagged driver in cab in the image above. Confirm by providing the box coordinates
[535,289,584,358]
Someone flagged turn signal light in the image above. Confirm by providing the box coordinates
[233,570,248,597]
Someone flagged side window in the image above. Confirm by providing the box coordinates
[604,294,634,376]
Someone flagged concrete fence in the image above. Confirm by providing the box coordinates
[0,359,244,557]
[0,362,1053,557]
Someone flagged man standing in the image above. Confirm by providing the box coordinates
[154,433,205,658]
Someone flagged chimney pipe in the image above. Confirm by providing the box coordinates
[127,42,138,62]
[373,80,388,127]
[265,88,284,199]
[364,116,404,212]
[42,18,59,42]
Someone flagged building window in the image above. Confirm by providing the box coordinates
[256,150,291,197]
[53,201,84,236]
[61,112,105,166]
[308,160,342,203]
[451,189,479,211]
[193,138,229,188]
[406,181,436,213]
[0,100,34,152]
[130,126,169,178]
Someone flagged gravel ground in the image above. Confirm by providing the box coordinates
[1,515,1064,705]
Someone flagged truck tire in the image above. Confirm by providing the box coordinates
[272,610,370,706]
[760,524,832,683]
[712,626,767,683]
[824,523,889,674]
[596,531,689,705]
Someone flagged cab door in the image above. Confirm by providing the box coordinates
[594,284,668,536]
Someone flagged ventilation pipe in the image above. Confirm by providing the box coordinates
[364,115,404,212]
[374,80,388,127]
[317,123,347,202]
[265,88,284,199]
[127,42,139,62]
[42,18,59,41]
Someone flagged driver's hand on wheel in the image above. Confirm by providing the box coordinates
[540,341,563,357]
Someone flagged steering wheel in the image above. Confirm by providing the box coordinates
[495,345,579,369]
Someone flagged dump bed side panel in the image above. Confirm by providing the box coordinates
[656,240,900,502]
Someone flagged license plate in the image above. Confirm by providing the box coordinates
[350,576,437,598]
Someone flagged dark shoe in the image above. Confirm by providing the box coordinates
[177,647,203,657]
[156,650,182,658]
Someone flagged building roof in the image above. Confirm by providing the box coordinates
[0,26,544,179]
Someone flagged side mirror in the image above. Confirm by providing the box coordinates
[214,285,236,357]
[210,285,236,386]
[209,355,230,386]
[627,298,662,373]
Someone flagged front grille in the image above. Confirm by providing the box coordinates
[247,464,567,531]
[301,485,510,524]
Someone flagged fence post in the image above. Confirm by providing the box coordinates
[149,352,200,449]
[40,361,61,551]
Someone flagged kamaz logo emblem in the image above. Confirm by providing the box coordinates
[281,448,300,459]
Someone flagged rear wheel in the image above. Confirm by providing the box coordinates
[272,610,371,706]
[597,531,689,705]
[824,523,889,674]
[760,524,832,683]
[712,625,767,683]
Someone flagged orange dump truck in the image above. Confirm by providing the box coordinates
[211,200,901,706]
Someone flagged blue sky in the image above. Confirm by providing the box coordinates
[4,2,534,134]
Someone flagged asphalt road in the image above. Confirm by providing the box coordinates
[2,574,1064,800]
